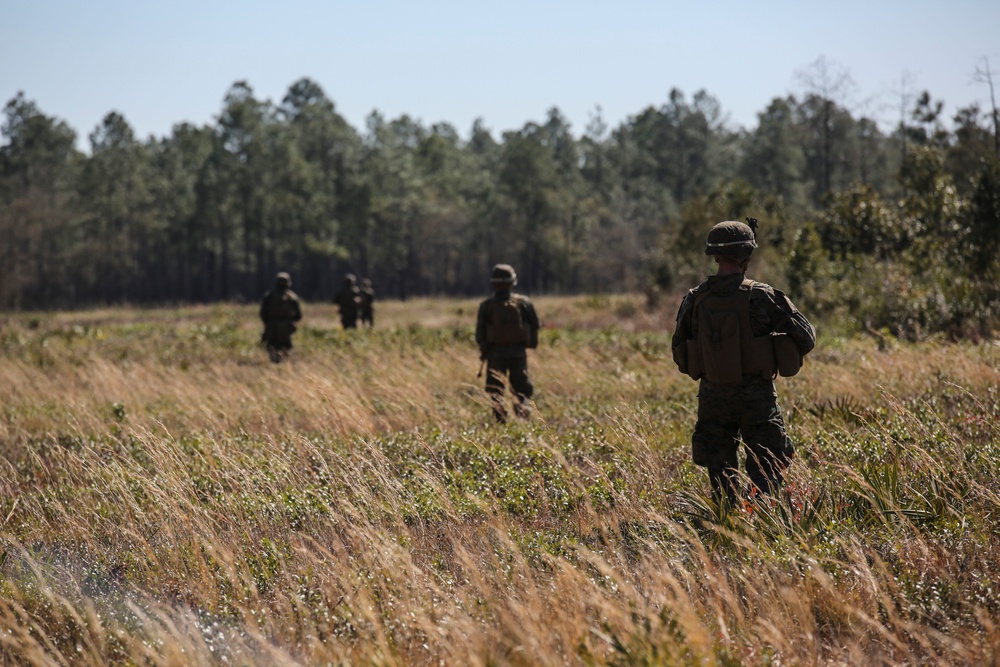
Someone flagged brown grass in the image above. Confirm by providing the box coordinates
[1,296,999,665]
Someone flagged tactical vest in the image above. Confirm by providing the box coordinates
[684,278,776,384]
[485,295,531,346]
[264,291,298,321]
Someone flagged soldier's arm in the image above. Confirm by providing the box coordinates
[475,301,489,357]
[770,290,816,355]
[259,294,270,323]
[671,293,694,372]
[521,297,540,349]
[291,297,303,322]
[671,294,694,347]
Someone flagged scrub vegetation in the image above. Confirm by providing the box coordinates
[2,296,998,665]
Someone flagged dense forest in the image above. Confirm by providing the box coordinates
[2,59,999,337]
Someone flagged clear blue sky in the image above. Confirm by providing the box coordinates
[3,0,998,150]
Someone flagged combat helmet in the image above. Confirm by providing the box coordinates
[490,264,517,287]
[704,217,758,260]
[275,271,292,289]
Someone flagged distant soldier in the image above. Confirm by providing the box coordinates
[359,278,376,328]
[259,271,303,363]
[671,219,816,507]
[333,273,362,329]
[475,264,541,423]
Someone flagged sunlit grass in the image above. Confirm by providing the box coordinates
[1,296,999,665]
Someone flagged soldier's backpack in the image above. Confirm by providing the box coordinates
[684,279,776,384]
[485,295,533,347]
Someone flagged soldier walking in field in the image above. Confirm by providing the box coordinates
[359,278,376,328]
[260,271,303,363]
[671,219,816,507]
[475,264,541,423]
[333,273,362,329]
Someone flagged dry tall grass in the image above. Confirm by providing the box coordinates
[1,296,999,665]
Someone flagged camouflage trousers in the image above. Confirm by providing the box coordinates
[262,322,296,363]
[692,378,794,506]
[485,347,533,423]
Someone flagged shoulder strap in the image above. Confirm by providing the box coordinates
[690,278,754,318]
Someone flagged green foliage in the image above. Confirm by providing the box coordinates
[786,147,1000,339]
[739,96,807,210]
[815,184,905,258]
[786,221,826,302]
[899,146,967,262]
[967,157,1000,273]
[2,75,998,332]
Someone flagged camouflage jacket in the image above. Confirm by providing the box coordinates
[476,290,540,356]
[260,289,302,324]
[359,287,375,310]
[334,286,362,314]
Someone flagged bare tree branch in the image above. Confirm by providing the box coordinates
[973,56,1000,159]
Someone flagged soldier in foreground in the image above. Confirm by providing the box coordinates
[671,219,816,507]
[475,264,541,423]
[359,278,376,327]
[333,273,362,329]
[259,272,303,363]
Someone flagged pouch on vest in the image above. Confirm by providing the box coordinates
[697,305,743,385]
[486,297,529,346]
[773,333,802,377]
[683,339,703,381]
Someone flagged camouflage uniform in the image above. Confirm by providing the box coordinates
[672,258,816,506]
[260,273,303,363]
[333,274,362,329]
[475,265,541,423]
[359,279,376,327]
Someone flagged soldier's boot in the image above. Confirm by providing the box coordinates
[746,451,785,497]
[267,345,282,363]
[743,484,778,511]
[514,398,531,420]
[708,466,739,509]
[489,395,508,424]
[492,406,508,424]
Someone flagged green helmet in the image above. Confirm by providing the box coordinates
[490,263,517,286]
[704,219,758,260]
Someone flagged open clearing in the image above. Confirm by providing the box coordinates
[2,296,999,665]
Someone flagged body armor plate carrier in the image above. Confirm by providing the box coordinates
[685,278,777,384]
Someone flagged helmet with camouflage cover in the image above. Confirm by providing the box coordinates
[490,263,517,287]
[275,271,292,289]
[704,218,758,260]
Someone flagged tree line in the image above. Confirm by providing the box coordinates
[2,60,999,336]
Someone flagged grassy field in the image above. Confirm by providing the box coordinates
[1,294,999,666]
